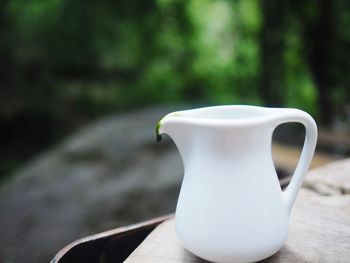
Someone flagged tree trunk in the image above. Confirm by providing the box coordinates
[259,0,286,107]
[304,0,335,124]
[0,0,12,83]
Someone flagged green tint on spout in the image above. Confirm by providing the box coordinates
[156,121,162,142]
[155,112,181,142]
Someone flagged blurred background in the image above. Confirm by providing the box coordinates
[1,0,350,262]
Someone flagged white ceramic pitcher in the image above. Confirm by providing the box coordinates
[157,105,317,263]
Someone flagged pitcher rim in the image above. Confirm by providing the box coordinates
[160,105,286,127]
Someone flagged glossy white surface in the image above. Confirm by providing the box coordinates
[159,106,317,263]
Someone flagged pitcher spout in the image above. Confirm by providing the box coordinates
[156,111,194,166]
[156,112,182,142]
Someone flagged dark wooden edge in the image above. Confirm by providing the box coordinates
[51,214,174,263]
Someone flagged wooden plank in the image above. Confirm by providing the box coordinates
[51,214,173,263]
[125,159,350,262]
[125,219,199,263]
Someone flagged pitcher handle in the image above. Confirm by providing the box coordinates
[270,108,318,214]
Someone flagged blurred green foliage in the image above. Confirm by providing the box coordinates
[1,0,350,176]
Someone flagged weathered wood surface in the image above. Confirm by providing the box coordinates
[125,159,350,263]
